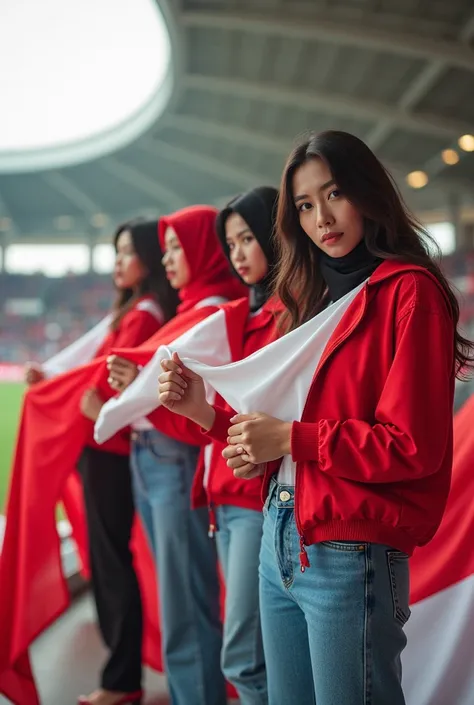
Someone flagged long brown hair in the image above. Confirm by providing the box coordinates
[111,218,179,329]
[274,130,474,378]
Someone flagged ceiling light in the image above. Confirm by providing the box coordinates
[458,134,474,152]
[406,171,429,189]
[55,215,73,230]
[91,213,108,228]
[441,149,459,165]
[0,217,12,231]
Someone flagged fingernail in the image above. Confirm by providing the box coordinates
[237,446,243,454]
[177,367,183,374]
[182,381,187,388]
[230,415,236,422]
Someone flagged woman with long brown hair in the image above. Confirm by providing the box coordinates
[209,131,474,705]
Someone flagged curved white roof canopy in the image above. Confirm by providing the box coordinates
[0,0,172,172]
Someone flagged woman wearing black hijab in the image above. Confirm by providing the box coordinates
[158,186,281,704]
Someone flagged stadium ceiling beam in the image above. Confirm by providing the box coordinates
[42,171,103,216]
[181,11,474,72]
[139,137,269,190]
[183,74,473,142]
[161,113,474,196]
[100,157,183,212]
[367,12,474,150]
[159,114,288,157]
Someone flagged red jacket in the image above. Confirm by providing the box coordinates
[192,297,282,514]
[87,298,164,455]
[263,262,455,565]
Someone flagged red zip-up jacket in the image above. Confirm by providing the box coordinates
[192,297,282,515]
[262,261,455,566]
[86,297,164,455]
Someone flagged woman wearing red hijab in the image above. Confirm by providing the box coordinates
[92,206,246,705]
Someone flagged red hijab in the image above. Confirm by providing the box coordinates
[159,205,246,312]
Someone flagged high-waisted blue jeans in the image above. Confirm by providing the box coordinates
[215,504,267,705]
[130,429,227,705]
[259,479,410,705]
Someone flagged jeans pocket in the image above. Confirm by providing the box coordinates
[320,540,367,552]
[387,550,411,626]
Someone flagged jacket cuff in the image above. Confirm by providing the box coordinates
[291,421,320,463]
[201,405,234,445]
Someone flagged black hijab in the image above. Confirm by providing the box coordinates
[318,239,381,303]
[216,186,279,311]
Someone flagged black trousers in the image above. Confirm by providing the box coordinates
[78,446,143,692]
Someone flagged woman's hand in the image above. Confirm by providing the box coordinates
[107,355,139,392]
[80,388,104,421]
[24,363,44,386]
[158,353,215,430]
[222,444,266,480]
[227,412,292,464]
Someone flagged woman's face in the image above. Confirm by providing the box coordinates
[161,226,191,290]
[225,212,268,286]
[292,158,364,258]
[113,230,148,290]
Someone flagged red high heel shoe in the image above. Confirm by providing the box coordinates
[77,690,142,705]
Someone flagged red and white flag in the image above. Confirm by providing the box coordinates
[42,299,163,378]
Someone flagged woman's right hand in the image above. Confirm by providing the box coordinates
[24,363,45,386]
[106,355,139,392]
[158,352,215,429]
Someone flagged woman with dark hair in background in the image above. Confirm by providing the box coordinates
[158,187,280,704]
[25,219,178,705]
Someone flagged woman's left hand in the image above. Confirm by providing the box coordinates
[107,355,139,392]
[222,444,266,480]
[227,412,292,464]
[80,388,104,421]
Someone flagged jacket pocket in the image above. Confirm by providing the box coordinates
[387,550,411,626]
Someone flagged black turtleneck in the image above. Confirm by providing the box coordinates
[216,186,279,312]
[318,240,381,303]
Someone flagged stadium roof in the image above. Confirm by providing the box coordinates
[1,0,474,241]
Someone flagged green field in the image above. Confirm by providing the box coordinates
[0,382,25,512]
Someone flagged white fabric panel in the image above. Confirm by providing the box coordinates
[195,296,229,308]
[403,574,474,705]
[42,313,113,378]
[95,308,232,443]
[135,298,164,322]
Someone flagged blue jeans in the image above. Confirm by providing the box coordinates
[215,505,267,705]
[259,479,410,705]
[130,429,227,705]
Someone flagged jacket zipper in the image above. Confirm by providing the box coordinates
[208,501,218,538]
[294,287,369,571]
[205,442,218,537]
